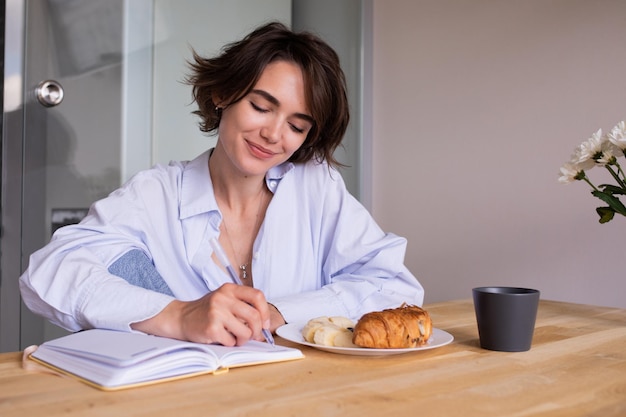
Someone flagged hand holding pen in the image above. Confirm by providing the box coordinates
[210,237,276,347]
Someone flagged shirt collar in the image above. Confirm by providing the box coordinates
[266,160,294,182]
[179,150,216,220]
[179,150,295,220]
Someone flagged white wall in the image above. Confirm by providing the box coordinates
[372,0,626,307]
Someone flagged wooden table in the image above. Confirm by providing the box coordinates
[1,299,625,416]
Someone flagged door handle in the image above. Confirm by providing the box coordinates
[35,80,64,107]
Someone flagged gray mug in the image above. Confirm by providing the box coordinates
[472,287,540,352]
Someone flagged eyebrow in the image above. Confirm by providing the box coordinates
[250,89,315,125]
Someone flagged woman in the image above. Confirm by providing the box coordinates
[19,22,424,347]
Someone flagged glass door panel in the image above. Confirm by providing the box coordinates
[21,0,128,345]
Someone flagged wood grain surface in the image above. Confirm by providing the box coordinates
[1,299,624,416]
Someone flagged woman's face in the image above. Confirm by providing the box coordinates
[217,60,314,176]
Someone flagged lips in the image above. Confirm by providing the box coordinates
[247,140,277,159]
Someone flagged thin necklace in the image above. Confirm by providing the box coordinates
[220,186,266,282]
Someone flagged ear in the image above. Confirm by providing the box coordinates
[212,93,223,109]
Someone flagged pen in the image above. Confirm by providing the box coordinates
[210,237,276,347]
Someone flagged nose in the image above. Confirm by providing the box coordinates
[260,117,281,144]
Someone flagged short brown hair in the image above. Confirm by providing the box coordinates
[186,22,350,168]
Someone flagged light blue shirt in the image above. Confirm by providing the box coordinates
[19,150,424,332]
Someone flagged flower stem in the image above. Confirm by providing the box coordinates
[582,176,600,192]
[604,165,626,189]
[615,160,626,186]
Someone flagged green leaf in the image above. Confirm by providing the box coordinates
[591,190,626,216]
[596,207,615,223]
[599,184,626,195]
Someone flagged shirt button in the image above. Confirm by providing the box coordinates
[268,180,277,190]
[253,252,260,259]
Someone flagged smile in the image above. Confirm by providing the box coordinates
[247,141,277,159]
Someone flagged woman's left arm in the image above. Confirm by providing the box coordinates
[266,163,424,324]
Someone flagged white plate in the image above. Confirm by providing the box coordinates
[276,323,454,356]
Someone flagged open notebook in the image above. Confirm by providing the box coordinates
[29,329,303,391]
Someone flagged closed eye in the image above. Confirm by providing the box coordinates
[289,123,305,134]
[251,100,308,134]
[250,101,269,113]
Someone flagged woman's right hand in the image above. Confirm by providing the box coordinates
[131,283,271,346]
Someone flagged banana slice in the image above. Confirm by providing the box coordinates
[313,325,342,346]
[333,328,358,348]
[328,316,354,329]
[302,316,356,347]
[302,318,330,342]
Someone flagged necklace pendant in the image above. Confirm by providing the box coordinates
[240,264,248,280]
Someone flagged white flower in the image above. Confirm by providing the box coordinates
[574,128,622,168]
[559,120,626,224]
[575,129,604,164]
[597,149,617,166]
[570,142,596,171]
[570,146,595,171]
[608,121,626,150]
[558,162,584,183]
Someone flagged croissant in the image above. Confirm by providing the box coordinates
[352,303,432,348]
